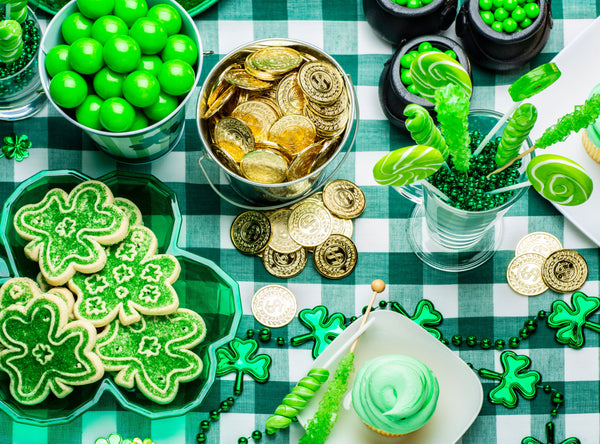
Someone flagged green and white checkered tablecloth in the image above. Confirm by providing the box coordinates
[2,0,600,442]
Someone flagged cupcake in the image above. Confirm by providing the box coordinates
[351,354,439,437]
[581,84,600,163]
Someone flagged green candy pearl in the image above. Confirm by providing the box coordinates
[129,17,168,55]
[91,15,128,45]
[444,50,457,59]
[61,12,93,45]
[418,41,433,52]
[129,109,149,131]
[511,6,526,21]
[503,0,518,11]
[407,0,421,7]
[521,17,532,27]
[75,94,104,130]
[158,59,195,96]
[400,69,412,85]
[503,18,518,32]
[524,2,539,18]
[479,0,493,10]
[93,67,125,99]
[49,70,88,109]
[161,34,198,66]
[147,3,182,36]
[137,55,163,76]
[200,420,210,431]
[494,7,509,21]
[251,431,262,440]
[491,21,503,32]
[480,11,494,24]
[68,37,104,75]
[103,35,141,74]
[45,45,71,77]
[99,97,135,132]
[123,70,160,108]
[400,53,413,69]
[77,0,115,19]
[114,0,149,27]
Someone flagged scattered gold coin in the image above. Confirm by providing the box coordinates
[541,249,588,293]
[251,284,297,327]
[313,234,357,279]
[288,201,333,247]
[230,210,272,255]
[240,149,289,184]
[506,253,548,296]
[322,179,366,219]
[267,209,302,254]
[262,246,308,278]
[515,232,562,258]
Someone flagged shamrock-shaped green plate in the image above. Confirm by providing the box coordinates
[31,0,220,17]
[0,169,241,425]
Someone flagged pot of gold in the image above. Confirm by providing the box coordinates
[196,38,358,210]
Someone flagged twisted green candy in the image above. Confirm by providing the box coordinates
[434,83,471,172]
[536,93,600,149]
[495,103,537,166]
[2,0,28,23]
[410,51,472,102]
[526,154,593,206]
[403,104,448,159]
[265,367,330,434]
[0,19,22,64]
[373,144,444,187]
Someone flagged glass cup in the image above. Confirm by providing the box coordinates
[0,7,47,121]
[399,109,532,272]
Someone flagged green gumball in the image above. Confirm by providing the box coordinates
[147,4,181,36]
[91,15,129,45]
[61,12,93,45]
[99,97,135,132]
[158,59,195,96]
[76,95,104,130]
[161,34,198,66]
[113,0,148,27]
[49,70,88,109]
[103,35,141,73]
[143,91,178,122]
[93,67,125,99]
[130,109,149,131]
[69,37,104,75]
[77,0,115,19]
[123,70,160,108]
[137,55,162,76]
[45,45,70,77]
[129,17,167,55]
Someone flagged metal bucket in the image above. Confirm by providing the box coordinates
[39,0,203,163]
[196,38,359,210]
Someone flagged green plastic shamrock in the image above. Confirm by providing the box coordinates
[1,133,31,161]
[95,308,206,404]
[290,306,346,358]
[14,181,128,286]
[547,291,600,349]
[522,421,581,444]
[71,225,180,327]
[390,299,443,339]
[477,351,540,408]
[216,337,271,395]
[0,295,103,404]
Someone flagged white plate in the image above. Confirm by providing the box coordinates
[296,310,483,443]
[527,16,600,245]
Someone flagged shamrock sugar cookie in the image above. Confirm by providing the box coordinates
[114,197,144,227]
[70,225,180,327]
[0,294,103,404]
[14,181,129,286]
[0,277,75,315]
[95,309,206,404]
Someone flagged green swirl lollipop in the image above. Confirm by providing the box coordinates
[373,145,444,187]
[0,19,22,64]
[495,103,537,166]
[410,51,472,102]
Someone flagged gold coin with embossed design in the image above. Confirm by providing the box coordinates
[268,115,316,155]
[262,246,308,278]
[330,213,353,238]
[286,141,325,181]
[515,232,562,258]
[322,179,366,219]
[230,211,271,255]
[214,117,255,163]
[313,234,357,279]
[541,249,588,293]
[224,69,273,91]
[240,149,288,184]
[268,209,302,254]
[251,284,297,327]
[298,61,344,105]
[250,46,303,74]
[506,253,548,296]
[276,72,306,116]
[288,201,332,247]
[232,100,279,142]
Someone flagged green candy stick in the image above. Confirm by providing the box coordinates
[404,104,448,159]
[495,103,537,166]
[0,19,22,64]
[434,83,471,172]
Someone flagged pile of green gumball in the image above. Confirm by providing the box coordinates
[399,41,458,97]
[391,0,433,7]
[45,0,198,133]
[479,0,540,34]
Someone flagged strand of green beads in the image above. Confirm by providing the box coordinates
[248,328,285,346]
[196,396,236,443]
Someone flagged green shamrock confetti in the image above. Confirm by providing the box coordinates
[547,291,600,349]
[390,299,443,339]
[95,309,206,404]
[478,351,540,408]
[0,295,103,404]
[290,306,346,358]
[1,133,31,161]
[216,337,271,395]
[522,421,581,444]
[71,225,180,327]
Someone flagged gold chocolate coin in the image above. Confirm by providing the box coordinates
[262,246,308,279]
[232,100,279,141]
[286,141,325,181]
[209,144,243,177]
[202,84,236,119]
[214,117,255,163]
[330,214,353,238]
[250,46,303,74]
[541,249,588,293]
[515,232,562,258]
[305,104,348,138]
[322,179,366,219]
[298,61,344,105]
[506,253,548,296]
[231,211,272,255]
[310,138,340,172]
[268,115,316,155]
[268,209,302,254]
[276,72,306,116]
[307,88,348,119]
[224,69,273,91]
[288,201,333,247]
[313,234,357,279]
[240,149,288,184]
[251,284,297,327]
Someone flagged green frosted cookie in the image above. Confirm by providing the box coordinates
[95,309,206,404]
[114,197,144,227]
[0,277,75,315]
[0,294,104,404]
[14,181,129,286]
[70,225,180,327]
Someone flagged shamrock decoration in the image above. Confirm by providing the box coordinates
[0,295,103,404]
[546,291,600,349]
[216,337,271,395]
[1,133,31,161]
[522,421,581,444]
[95,309,206,404]
[71,225,180,327]
[477,351,540,408]
[390,299,443,339]
[290,306,346,358]
[14,181,128,286]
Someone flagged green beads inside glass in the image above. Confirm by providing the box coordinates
[479,0,540,34]
[400,42,457,97]
[392,0,434,7]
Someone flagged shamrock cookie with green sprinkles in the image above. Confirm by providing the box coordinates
[70,225,180,327]
[95,309,206,404]
[14,180,129,286]
[0,276,75,315]
[0,294,103,404]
